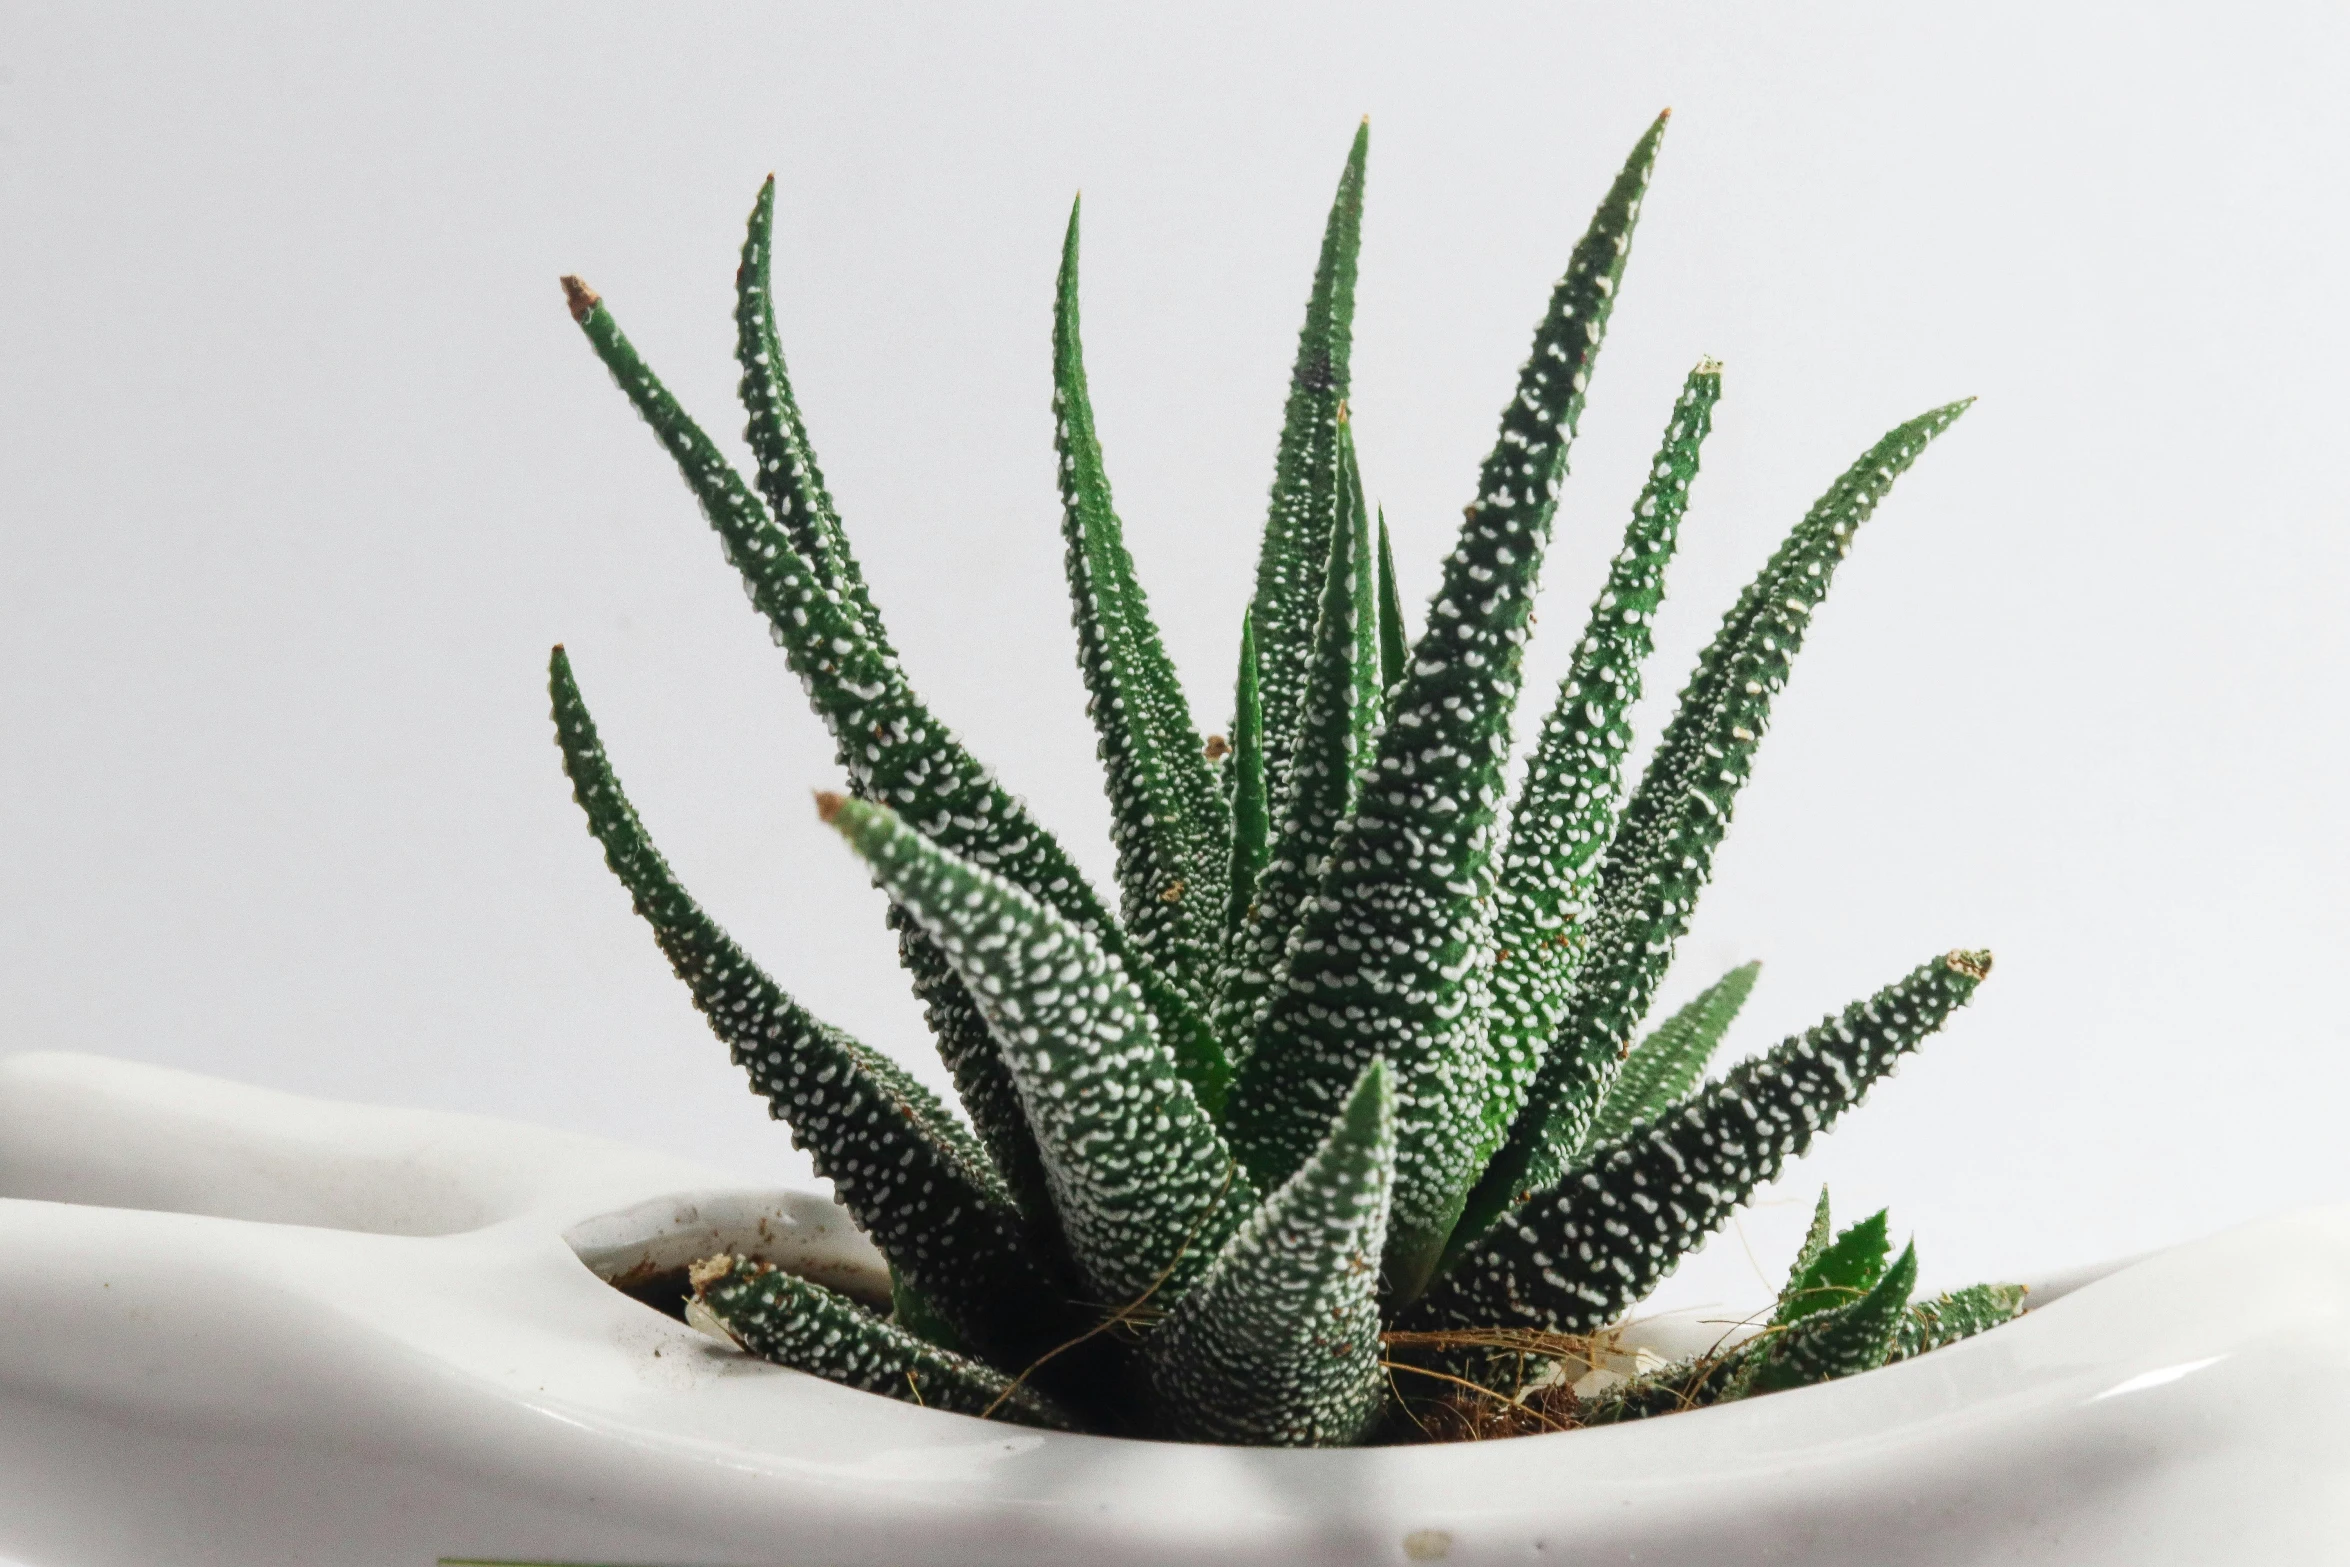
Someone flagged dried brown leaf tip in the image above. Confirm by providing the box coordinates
[1944,949,1994,981]
[813,790,847,824]
[560,274,601,323]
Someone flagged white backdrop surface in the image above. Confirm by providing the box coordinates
[5,3,2347,1318]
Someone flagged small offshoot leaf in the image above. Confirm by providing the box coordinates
[1747,1239,1918,1394]
[1775,1207,1892,1326]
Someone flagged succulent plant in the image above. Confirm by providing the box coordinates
[548,110,2023,1446]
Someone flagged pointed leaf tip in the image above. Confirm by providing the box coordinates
[814,789,847,824]
[560,274,600,322]
[1946,949,1992,980]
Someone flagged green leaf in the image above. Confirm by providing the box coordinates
[728,192,1073,1233]
[548,649,1076,1365]
[1888,1281,2028,1362]
[1213,420,1380,1060]
[1227,111,1670,1303]
[1054,201,1228,997]
[820,792,1261,1309]
[1408,949,1989,1336]
[691,1256,1080,1431]
[1786,1185,1835,1296]
[560,276,1228,1116]
[1146,1059,1396,1446]
[1375,508,1408,698]
[884,909,1061,1243]
[735,176,884,648]
[1468,396,1974,1223]
[1249,121,1368,818]
[1223,612,1271,946]
[1775,1207,1891,1326]
[1479,362,1722,1158]
[1579,959,1758,1154]
[889,1265,968,1353]
[1747,1239,1916,1394]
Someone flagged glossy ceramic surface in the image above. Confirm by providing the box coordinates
[3,1051,2343,1566]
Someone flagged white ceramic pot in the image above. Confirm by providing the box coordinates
[3,1050,2345,1566]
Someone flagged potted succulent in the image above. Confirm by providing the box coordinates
[549,105,2016,1439]
[8,111,2348,1565]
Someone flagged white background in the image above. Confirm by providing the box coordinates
[6,4,2347,1317]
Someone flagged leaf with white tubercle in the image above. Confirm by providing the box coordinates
[1410,949,1989,1335]
[1213,419,1380,1059]
[1888,1281,2029,1361]
[1466,397,1975,1235]
[689,1256,1080,1431]
[1746,1239,1917,1394]
[730,185,1065,1236]
[1223,612,1271,947]
[559,276,1229,1117]
[817,791,1261,1309]
[1249,121,1368,819]
[1227,111,1671,1303]
[1580,1234,1921,1423]
[1578,959,1758,1155]
[734,176,884,650]
[1479,361,1722,1158]
[545,648,1076,1365]
[1146,1059,1396,1445]
[1054,201,1229,1000]
[1375,509,1409,698]
[1775,1204,1892,1326]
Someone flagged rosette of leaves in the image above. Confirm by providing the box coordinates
[547,111,2022,1446]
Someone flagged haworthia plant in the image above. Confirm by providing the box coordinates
[550,113,2019,1445]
